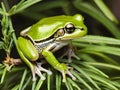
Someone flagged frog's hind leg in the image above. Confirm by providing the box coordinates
[17,37,52,81]
[17,46,36,81]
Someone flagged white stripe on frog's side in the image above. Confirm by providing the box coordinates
[34,39,54,53]
[34,38,70,54]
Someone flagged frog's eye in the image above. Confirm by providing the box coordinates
[54,28,65,38]
[65,23,75,34]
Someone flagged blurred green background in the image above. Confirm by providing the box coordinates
[0,0,120,90]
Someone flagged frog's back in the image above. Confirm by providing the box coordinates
[26,14,84,41]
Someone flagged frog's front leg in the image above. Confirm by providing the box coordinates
[60,46,80,62]
[42,43,76,82]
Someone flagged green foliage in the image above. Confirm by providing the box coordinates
[0,0,120,90]
[0,3,13,54]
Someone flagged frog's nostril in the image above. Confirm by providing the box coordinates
[80,27,84,30]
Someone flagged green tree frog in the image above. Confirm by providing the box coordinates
[17,14,87,82]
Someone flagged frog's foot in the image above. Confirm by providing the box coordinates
[58,63,76,82]
[60,48,80,62]
[62,69,76,82]
[32,62,52,81]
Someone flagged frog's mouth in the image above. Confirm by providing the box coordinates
[56,28,87,40]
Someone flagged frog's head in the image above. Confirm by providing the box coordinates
[26,14,87,41]
[53,14,87,40]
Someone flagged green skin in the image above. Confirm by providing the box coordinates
[17,14,87,82]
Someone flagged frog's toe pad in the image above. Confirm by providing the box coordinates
[66,70,76,80]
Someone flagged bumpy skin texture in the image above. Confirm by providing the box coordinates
[17,14,87,82]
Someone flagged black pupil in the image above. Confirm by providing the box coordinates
[65,23,75,33]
